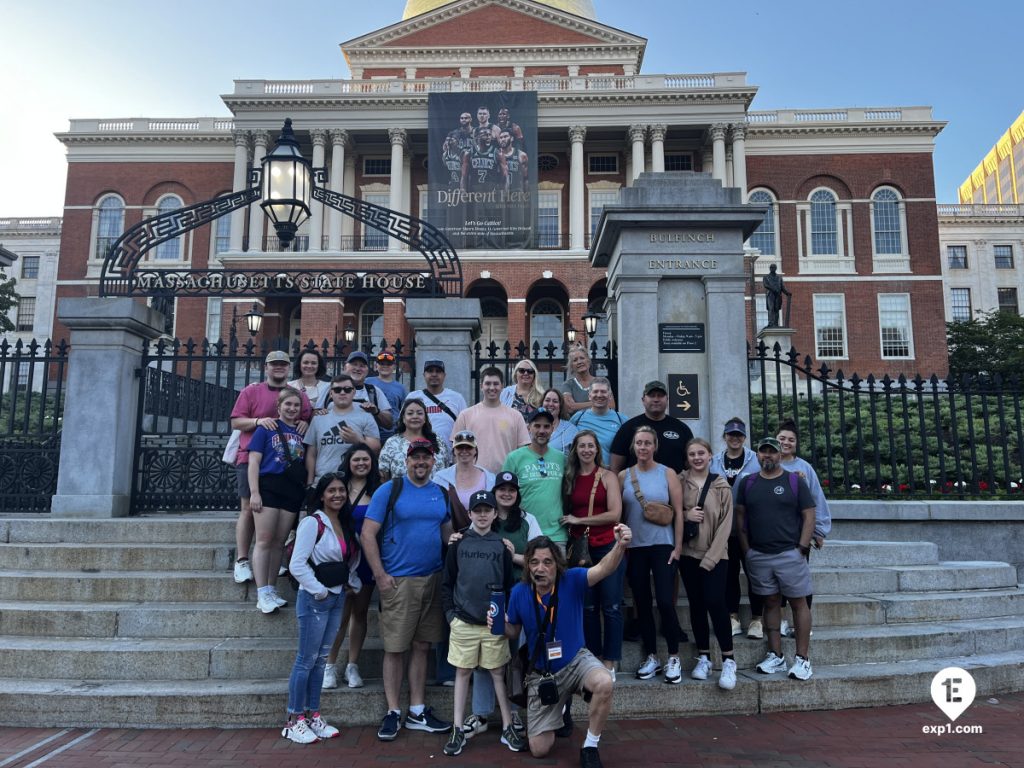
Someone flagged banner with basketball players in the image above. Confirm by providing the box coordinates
[427,91,538,250]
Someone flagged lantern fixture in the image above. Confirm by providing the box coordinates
[566,324,578,344]
[344,322,356,344]
[582,311,600,339]
[243,302,264,337]
[260,118,312,249]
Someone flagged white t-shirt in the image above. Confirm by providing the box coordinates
[405,388,467,449]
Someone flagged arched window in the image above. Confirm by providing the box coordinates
[747,189,777,256]
[95,195,124,259]
[530,298,564,352]
[359,298,384,351]
[871,187,903,255]
[809,189,837,256]
[154,195,184,260]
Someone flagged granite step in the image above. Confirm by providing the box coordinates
[807,540,938,567]
[0,543,236,572]
[0,570,253,602]
[0,515,237,545]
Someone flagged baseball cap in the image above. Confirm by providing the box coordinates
[724,419,747,436]
[493,471,519,490]
[346,351,369,365]
[265,350,290,365]
[643,380,668,395]
[528,407,554,423]
[756,436,781,452]
[469,490,497,510]
[406,438,435,456]
[452,430,477,449]
[423,359,445,371]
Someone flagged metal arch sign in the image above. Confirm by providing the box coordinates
[127,268,442,298]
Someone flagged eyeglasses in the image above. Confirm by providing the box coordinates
[537,455,548,478]
[332,386,355,394]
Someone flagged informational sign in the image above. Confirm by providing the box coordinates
[658,323,706,353]
[427,92,537,249]
[668,374,699,420]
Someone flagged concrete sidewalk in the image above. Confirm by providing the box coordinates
[0,693,1019,768]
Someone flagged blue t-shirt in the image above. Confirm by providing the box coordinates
[247,423,304,476]
[367,376,408,441]
[365,479,450,577]
[570,409,625,465]
[507,567,588,674]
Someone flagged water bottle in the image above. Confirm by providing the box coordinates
[488,584,505,635]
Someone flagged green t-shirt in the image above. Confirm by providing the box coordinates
[501,446,567,543]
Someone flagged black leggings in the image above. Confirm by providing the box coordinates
[727,535,764,617]
[679,557,733,654]
[627,545,682,656]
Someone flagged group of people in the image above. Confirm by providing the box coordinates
[226,344,831,768]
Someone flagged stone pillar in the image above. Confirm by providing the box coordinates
[342,155,356,243]
[405,298,482,399]
[309,129,327,251]
[710,124,727,182]
[610,276,660,418]
[230,130,249,252]
[388,127,407,252]
[705,275,752,430]
[756,326,797,396]
[249,131,270,251]
[649,124,666,173]
[328,129,348,251]
[569,126,587,250]
[628,125,647,182]
[51,298,164,517]
[731,124,748,202]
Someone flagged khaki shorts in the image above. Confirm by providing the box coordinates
[526,648,608,737]
[378,573,446,653]
[447,617,511,670]
[745,547,813,599]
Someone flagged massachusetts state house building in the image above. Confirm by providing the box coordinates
[54,0,949,376]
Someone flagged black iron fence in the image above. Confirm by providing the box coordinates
[0,338,69,513]
[470,339,617,404]
[749,341,1024,499]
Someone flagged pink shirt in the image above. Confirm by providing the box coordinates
[230,383,313,465]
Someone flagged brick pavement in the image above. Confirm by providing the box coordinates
[0,693,1020,768]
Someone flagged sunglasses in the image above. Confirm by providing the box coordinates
[377,356,396,364]
[332,386,355,394]
[453,431,475,442]
[537,455,548,478]
[516,369,535,375]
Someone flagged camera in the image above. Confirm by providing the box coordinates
[537,674,559,705]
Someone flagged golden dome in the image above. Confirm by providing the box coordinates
[403,0,596,20]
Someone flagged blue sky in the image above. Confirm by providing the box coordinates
[2,0,1021,216]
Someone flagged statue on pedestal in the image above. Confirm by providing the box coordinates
[763,263,792,328]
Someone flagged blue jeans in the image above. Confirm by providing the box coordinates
[288,589,345,714]
[583,540,626,661]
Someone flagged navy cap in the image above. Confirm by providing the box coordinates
[469,491,497,510]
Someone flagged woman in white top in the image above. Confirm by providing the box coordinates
[540,387,578,455]
[379,398,452,480]
[433,430,496,531]
[499,358,545,420]
[283,472,361,744]
[289,349,331,413]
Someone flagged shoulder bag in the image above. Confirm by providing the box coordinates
[684,473,718,542]
[629,466,673,526]
[566,469,602,567]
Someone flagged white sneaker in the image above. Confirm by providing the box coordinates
[691,655,712,680]
[257,593,280,614]
[746,618,764,639]
[756,651,787,674]
[271,590,288,608]
[461,713,488,739]
[322,663,338,689]
[279,565,288,577]
[345,662,364,688]
[282,718,319,744]
[635,654,662,680]
[307,714,340,739]
[788,655,813,681]
[719,658,737,690]
[730,615,742,637]
[663,656,682,684]
[233,559,253,584]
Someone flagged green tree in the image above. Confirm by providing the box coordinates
[0,269,18,333]
[947,311,1024,380]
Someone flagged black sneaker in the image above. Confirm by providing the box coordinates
[405,706,451,733]
[580,746,603,768]
[378,710,401,741]
[554,704,573,738]
[443,725,466,756]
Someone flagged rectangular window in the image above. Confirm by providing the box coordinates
[16,362,30,388]
[997,287,1019,315]
[587,154,618,174]
[214,215,231,254]
[363,157,391,176]
[664,153,693,171]
[878,294,913,359]
[20,255,39,279]
[755,295,767,332]
[16,297,36,332]
[994,244,1014,269]
[361,193,390,249]
[950,288,972,322]
[537,191,561,248]
[205,298,223,342]
[589,190,620,238]
[946,245,968,269]
[813,294,846,359]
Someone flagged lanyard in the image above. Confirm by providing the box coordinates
[530,576,559,672]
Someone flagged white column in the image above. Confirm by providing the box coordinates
[230,130,249,252]
[342,155,356,243]
[309,129,327,252]
[649,124,666,173]
[731,124,748,202]
[710,124,727,182]
[388,127,407,252]
[249,131,270,251]
[726,150,734,187]
[628,124,646,182]
[328,129,348,251]
[569,126,586,250]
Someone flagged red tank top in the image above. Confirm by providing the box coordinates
[569,470,614,547]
